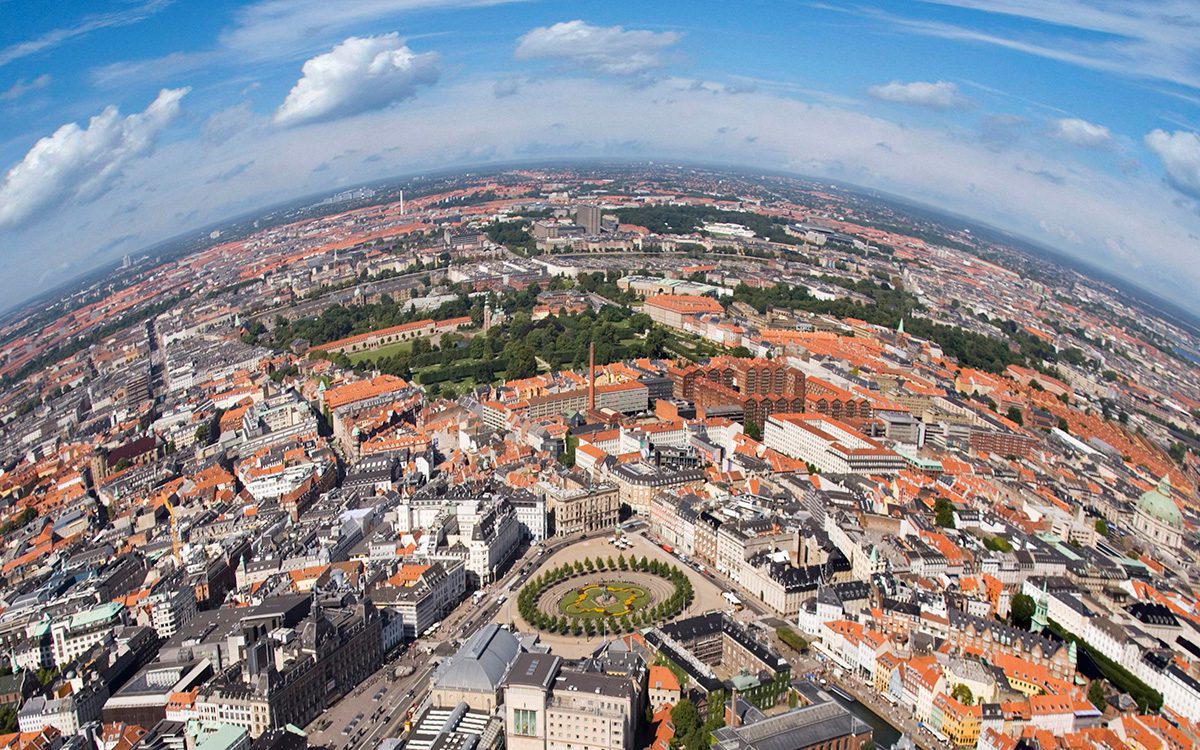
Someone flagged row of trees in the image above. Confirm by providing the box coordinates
[726,279,1039,374]
[614,205,800,245]
[516,555,693,636]
[1004,595,1152,711]
[1045,619,1163,713]
[258,272,720,395]
[258,289,475,351]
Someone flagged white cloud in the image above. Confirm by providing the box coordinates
[203,102,265,145]
[1050,117,1113,147]
[493,77,522,98]
[1145,129,1200,199]
[866,80,968,109]
[0,0,171,67]
[515,20,681,77]
[6,75,1200,316]
[91,51,218,89]
[86,0,520,88]
[0,88,187,228]
[0,74,52,102]
[274,34,440,127]
[855,3,1200,91]
[222,0,522,59]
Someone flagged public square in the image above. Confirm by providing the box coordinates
[493,530,731,657]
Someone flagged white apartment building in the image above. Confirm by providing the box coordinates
[510,491,548,542]
[18,681,108,736]
[50,602,126,667]
[764,414,904,475]
[147,586,198,639]
[456,498,521,587]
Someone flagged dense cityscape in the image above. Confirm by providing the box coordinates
[0,164,1194,750]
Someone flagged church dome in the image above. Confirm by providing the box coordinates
[1137,475,1182,529]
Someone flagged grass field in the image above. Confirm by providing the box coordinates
[558,582,651,619]
[347,339,413,363]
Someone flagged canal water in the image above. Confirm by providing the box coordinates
[829,692,902,749]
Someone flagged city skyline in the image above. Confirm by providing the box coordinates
[0,165,1195,747]
[2,1,1200,312]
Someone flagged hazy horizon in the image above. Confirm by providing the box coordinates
[2,1,1200,312]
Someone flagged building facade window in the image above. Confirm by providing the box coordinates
[513,708,538,736]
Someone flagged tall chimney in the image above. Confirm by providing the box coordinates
[588,342,596,412]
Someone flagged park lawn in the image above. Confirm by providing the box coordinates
[347,339,413,363]
[420,374,478,398]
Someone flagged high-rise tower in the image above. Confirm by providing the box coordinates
[576,204,602,235]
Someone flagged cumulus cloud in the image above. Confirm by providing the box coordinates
[1050,117,1113,148]
[867,80,968,109]
[1,74,52,102]
[274,33,439,127]
[0,87,187,228]
[515,20,681,77]
[1145,129,1200,200]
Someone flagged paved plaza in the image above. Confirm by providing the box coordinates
[492,531,730,657]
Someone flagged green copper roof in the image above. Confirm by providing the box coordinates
[1137,475,1182,529]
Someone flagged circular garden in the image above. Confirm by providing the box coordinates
[561,581,651,618]
[518,553,694,637]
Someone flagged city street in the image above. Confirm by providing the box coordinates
[640,528,767,619]
[304,648,433,750]
[304,530,612,749]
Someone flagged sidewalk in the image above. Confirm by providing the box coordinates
[827,671,947,750]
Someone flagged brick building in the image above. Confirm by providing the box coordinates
[669,357,806,430]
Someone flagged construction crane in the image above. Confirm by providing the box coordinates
[163,495,182,565]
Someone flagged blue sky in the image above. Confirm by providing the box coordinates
[1,1,1199,312]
